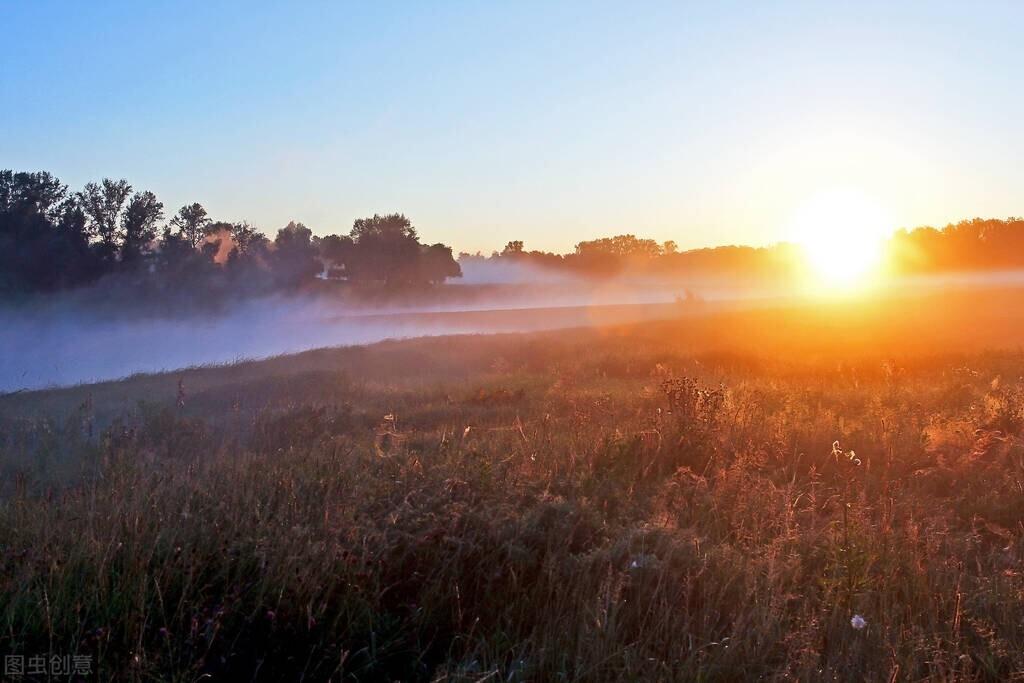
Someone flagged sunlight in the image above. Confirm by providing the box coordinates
[789,188,893,290]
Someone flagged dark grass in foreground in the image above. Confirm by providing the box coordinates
[3,294,1024,680]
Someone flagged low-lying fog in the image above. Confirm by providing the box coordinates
[2,261,785,392]
[0,292,710,393]
[5,264,1014,392]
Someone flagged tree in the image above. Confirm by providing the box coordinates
[0,171,102,292]
[270,221,321,287]
[121,191,164,263]
[575,234,663,258]
[229,221,268,256]
[570,234,666,276]
[502,240,524,255]
[342,214,461,285]
[80,178,133,260]
[0,170,67,221]
[170,202,211,248]
[153,223,220,285]
[345,213,422,284]
[419,243,462,283]
[0,168,464,297]
[317,234,354,278]
[54,195,100,285]
[350,213,418,243]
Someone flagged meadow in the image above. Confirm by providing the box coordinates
[2,289,1024,681]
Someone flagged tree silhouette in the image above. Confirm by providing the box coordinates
[230,221,267,255]
[121,191,164,263]
[0,170,67,220]
[345,214,422,284]
[170,203,211,248]
[316,234,354,279]
[271,221,321,288]
[80,178,132,262]
[341,213,460,285]
[419,243,462,283]
[0,172,100,292]
[351,213,418,243]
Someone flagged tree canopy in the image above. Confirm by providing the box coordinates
[323,213,460,285]
[6,167,1023,304]
[0,169,462,301]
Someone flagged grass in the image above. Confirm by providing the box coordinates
[3,292,1024,680]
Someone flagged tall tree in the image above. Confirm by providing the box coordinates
[345,213,460,285]
[350,213,418,242]
[229,221,267,255]
[0,170,67,220]
[0,171,101,292]
[170,202,211,248]
[317,234,354,278]
[120,191,164,263]
[55,194,102,286]
[80,178,133,259]
[270,221,321,287]
[419,243,462,283]
[346,213,421,283]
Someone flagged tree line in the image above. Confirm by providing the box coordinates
[886,218,1024,272]
[460,234,799,279]
[462,219,1024,279]
[0,170,461,299]
[5,169,1020,302]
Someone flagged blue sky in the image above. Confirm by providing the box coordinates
[3,1,1023,253]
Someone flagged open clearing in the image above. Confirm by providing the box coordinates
[3,288,1024,680]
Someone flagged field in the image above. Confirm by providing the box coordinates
[3,290,1024,681]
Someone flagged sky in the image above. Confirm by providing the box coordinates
[3,1,1023,254]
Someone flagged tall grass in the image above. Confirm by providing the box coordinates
[2,324,1024,680]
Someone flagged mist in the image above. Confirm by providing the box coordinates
[0,276,721,392]
[7,261,1014,393]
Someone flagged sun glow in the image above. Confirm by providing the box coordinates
[789,189,893,290]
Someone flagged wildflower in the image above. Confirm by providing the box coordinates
[850,614,867,630]
[628,554,659,571]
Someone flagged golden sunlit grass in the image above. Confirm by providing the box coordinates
[3,294,1024,680]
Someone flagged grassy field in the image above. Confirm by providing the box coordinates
[3,290,1024,680]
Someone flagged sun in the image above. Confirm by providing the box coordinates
[789,189,893,289]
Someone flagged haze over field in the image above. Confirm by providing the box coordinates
[0,289,690,391]
[2,270,1022,392]
[7,162,1024,391]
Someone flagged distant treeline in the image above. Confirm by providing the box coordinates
[459,236,800,280]
[886,218,1024,272]
[0,170,461,302]
[5,170,1022,303]
[462,219,1024,279]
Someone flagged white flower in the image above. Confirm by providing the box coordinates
[850,614,867,630]
[628,554,658,571]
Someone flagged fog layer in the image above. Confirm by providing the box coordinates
[8,263,1008,393]
[2,271,755,391]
